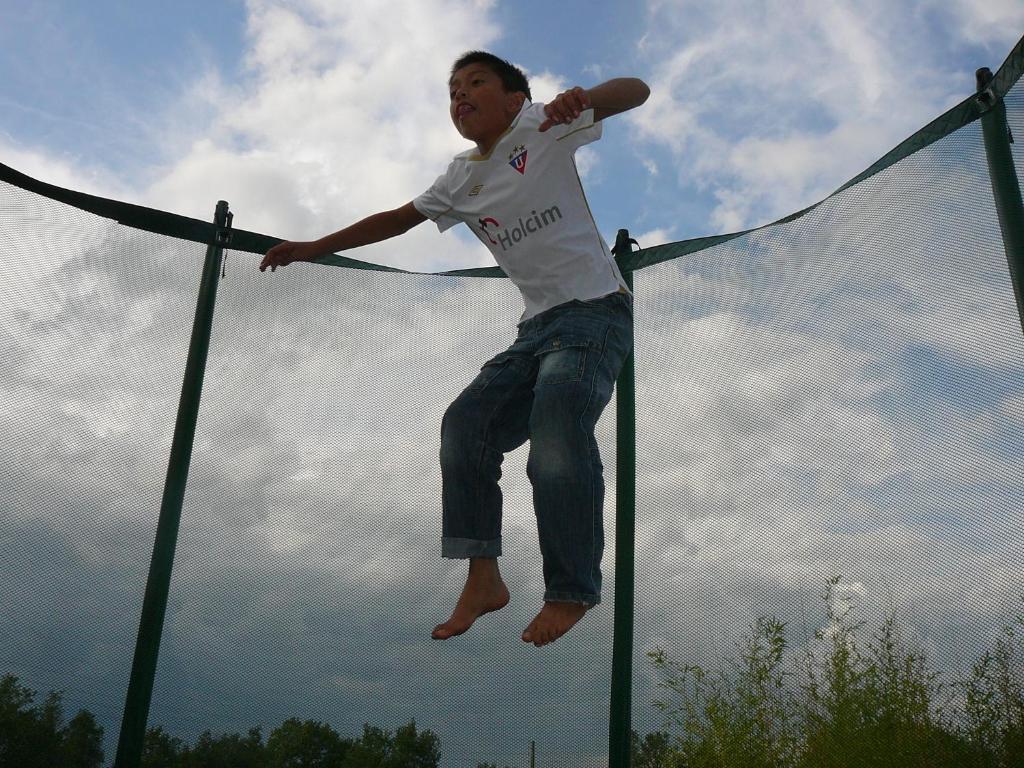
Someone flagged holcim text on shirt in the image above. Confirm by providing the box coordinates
[491,205,563,251]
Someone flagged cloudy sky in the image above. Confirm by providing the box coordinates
[2,1,1024,766]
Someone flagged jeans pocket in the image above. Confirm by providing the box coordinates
[466,353,513,395]
[534,337,594,386]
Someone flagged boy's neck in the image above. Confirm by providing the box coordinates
[475,124,513,158]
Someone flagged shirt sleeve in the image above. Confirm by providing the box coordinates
[551,106,602,153]
[412,167,461,233]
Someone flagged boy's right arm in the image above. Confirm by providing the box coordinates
[259,201,428,272]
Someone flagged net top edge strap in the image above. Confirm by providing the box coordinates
[0,162,433,276]
[0,161,214,245]
[993,32,1024,100]
[627,94,983,270]
[625,32,1024,272]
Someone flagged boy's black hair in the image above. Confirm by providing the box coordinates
[450,51,531,101]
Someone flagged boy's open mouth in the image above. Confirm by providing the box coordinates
[457,103,476,118]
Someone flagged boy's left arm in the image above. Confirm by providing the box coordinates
[538,78,650,132]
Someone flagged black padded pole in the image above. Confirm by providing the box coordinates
[609,228,638,767]
[113,201,231,768]
[977,67,1024,335]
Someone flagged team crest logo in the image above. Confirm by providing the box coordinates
[508,144,528,175]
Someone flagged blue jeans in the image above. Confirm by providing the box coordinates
[439,290,634,606]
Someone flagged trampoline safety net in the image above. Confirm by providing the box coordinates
[1,37,1023,768]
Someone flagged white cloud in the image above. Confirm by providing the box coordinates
[138,0,504,272]
[935,0,1024,46]
[633,227,674,247]
[629,0,1024,230]
[0,141,128,201]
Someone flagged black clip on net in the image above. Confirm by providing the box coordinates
[975,67,997,113]
[217,211,234,278]
[975,67,1014,144]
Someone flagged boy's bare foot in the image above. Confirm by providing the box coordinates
[432,558,510,640]
[521,601,589,647]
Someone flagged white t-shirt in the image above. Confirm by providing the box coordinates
[413,101,631,322]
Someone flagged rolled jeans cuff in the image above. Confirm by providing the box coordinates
[544,589,602,608]
[442,536,502,559]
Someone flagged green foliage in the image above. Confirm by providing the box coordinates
[798,577,948,767]
[7,581,1022,768]
[961,611,1024,768]
[0,674,104,768]
[62,710,106,768]
[630,729,674,767]
[138,718,441,768]
[265,717,353,766]
[0,674,441,768]
[338,721,440,768]
[142,725,187,767]
[185,726,266,767]
[647,578,1024,768]
[650,615,797,768]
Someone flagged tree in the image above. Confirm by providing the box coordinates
[646,578,1022,768]
[650,615,798,768]
[184,726,266,768]
[266,717,352,767]
[142,725,186,768]
[0,674,104,768]
[630,730,674,767]
[61,709,105,768]
[961,612,1024,768]
[0,675,60,768]
[386,720,440,768]
[341,721,441,768]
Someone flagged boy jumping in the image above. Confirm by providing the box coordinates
[261,51,649,647]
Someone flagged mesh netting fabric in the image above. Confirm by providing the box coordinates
[1,59,1023,768]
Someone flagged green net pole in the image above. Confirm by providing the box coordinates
[977,67,1024,335]
[113,201,231,768]
[609,229,638,767]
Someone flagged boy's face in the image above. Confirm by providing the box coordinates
[449,64,526,150]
